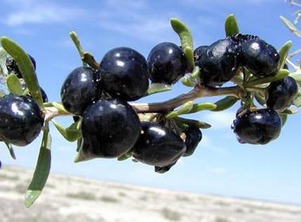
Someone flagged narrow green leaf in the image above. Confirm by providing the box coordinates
[6,74,23,95]
[280,16,301,38]
[1,37,44,108]
[166,101,194,118]
[245,69,289,87]
[181,66,200,87]
[170,18,194,68]
[146,83,172,95]
[211,96,239,111]
[225,14,240,36]
[24,125,51,208]
[293,86,301,107]
[51,119,82,142]
[190,102,217,113]
[175,117,211,129]
[278,41,293,69]
[117,150,133,161]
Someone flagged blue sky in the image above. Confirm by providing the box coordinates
[1,0,301,205]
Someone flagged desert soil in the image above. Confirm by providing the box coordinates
[0,166,301,222]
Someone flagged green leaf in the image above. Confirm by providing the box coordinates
[166,101,194,118]
[170,18,194,68]
[146,83,172,95]
[6,74,23,95]
[278,40,293,69]
[1,37,44,108]
[181,66,200,87]
[24,124,51,208]
[52,119,82,142]
[211,96,239,111]
[293,86,301,107]
[244,69,289,87]
[190,102,217,113]
[117,150,133,161]
[225,14,240,36]
[280,16,301,38]
[174,117,211,129]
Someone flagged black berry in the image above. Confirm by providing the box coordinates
[195,38,239,87]
[147,42,188,84]
[132,122,186,167]
[266,76,298,112]
[0,94,44,146]
[81,99,141,158]
[232,108,282,145]
[240,37,280,77]
[99,47,149,101]
[6,54,36,78]
[183,126,202,157]
[61,67,101,115]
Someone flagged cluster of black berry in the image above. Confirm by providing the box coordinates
[193,34,298,144]
[0,55,46,146]
[61,43,201,173]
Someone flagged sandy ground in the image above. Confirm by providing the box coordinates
[1,166,301,222]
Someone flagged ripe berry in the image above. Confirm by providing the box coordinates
[6,54,36,78]
[61,67,101,115]
[195,38,239,87]
[266,76,298,112]
[232,108,282,145]
[194,45,208,61]
[147,42,188,84]
[81,99,141,158]
[183,126,202,157]
[0,94,44,146]
[99,47,149,101]
[132,122,186,168]
[240,37,280,77]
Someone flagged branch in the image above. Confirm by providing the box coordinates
[131,85,242,113]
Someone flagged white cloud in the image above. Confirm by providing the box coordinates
[95,0,177,42]
[2,0,87,26]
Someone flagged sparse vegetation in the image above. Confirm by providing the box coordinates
[66,191,97,201]
[161,207,182,221]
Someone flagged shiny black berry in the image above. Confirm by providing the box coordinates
[0,94,44,146]
[99,47,149,101]
[195,38,239,87]
[240,38,280,77]
[266,76,298,112]
[6,54,36,78]
[232,108,282,145]
[194,45,208,61]
[61,67,101,115]
[81,99,141,158]
[132,122,186,168]
[183,126,202,157]
[147,42,188,84]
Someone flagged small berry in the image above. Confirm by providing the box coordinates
[240,37,280,77]
[61,67,101,115]
[183,126,202,157]
[232,108,282,145]
[266,76,298,112]
[0,94,44,146]
[147,42,188,84]
[132,122,186,167]
[195,38,239,87]
[81,99,141,158]
[99,47,149,101]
